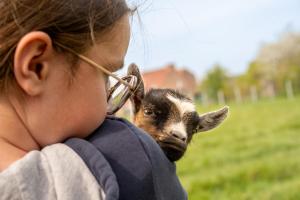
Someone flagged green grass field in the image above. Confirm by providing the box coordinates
[177,96,300,200]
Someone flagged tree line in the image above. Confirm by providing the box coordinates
[198,32,300,104]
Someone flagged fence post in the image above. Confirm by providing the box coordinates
[234,87,242,104]
[250,86,258,102]
[285,80,294,99]
[217,90,225,105]
[201,93,208,106]
[269,82,276,100]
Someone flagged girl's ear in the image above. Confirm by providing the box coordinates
[13,31,53,96]
[196,106,229,132]
[128,63,145,114]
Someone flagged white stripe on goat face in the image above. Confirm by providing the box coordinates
[166,94,196,140]
[166,94,196,117]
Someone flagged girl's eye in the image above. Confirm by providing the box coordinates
[144,109,154,116]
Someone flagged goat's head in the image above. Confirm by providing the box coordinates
[128,64,229,162]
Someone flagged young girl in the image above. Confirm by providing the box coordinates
[0,0,187,199]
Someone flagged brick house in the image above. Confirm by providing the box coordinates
[142,64,197,98]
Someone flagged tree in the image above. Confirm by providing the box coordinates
[200,64,230,102]
[244,32,300,96]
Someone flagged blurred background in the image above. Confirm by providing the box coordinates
[123,0,300,199]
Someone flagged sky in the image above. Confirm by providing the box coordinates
[124,0,300,80]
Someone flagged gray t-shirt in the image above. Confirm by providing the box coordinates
[0,144,104,200]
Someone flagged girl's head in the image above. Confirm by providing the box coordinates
[0,0,133,148]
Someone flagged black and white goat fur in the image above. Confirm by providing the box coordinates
[128,64,229,162]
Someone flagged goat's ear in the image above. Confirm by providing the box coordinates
[196,106,229,132]
[128,63,145,114]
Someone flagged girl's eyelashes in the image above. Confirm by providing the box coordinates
[104,75,111,94]
[105,75,110,87]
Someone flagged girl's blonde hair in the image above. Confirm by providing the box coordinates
[0,0,130,92]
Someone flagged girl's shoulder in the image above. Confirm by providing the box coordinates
[0,144,103,200]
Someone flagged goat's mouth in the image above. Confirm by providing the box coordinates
[157,136,187,162]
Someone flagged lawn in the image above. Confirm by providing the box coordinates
[177,96,300,200]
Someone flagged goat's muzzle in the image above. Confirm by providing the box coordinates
[157,134,187,162]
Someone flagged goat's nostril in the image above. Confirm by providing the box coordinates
[170,131,187,142]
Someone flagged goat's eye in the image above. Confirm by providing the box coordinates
[144,109,154,116]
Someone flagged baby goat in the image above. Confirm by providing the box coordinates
[127,64,229,162]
